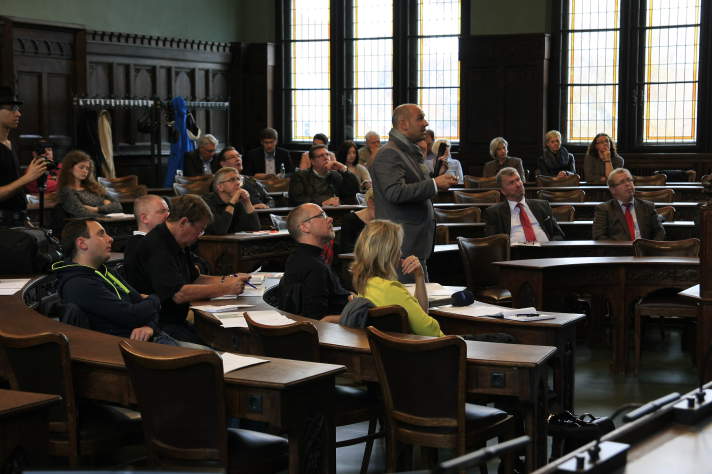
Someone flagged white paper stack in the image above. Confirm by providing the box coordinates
[220,310,295,329]
[190,304,253,313]
[220,352,269,374]
[0,278,31,295]
[404,283,457,297]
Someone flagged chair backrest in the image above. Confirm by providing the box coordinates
[173,180,212,196]
[463,175,497,188]
[244,313,320,362]
[537,189,586,202]
[536,174,581,187]
[435,224,449,244]
[0,331,74,435]
[655,205,676,222]
[106,184,148,200]
[98,175,139,188]
[633,174,667,186]
[174,174,213,185]
[269,213,288,230]
[118,340,229,467]
[367,327,465,443]
[456,234,510,290]
[632,237,700,257]
[260,177,290,192]
[366,305,411,333]
[656,169,697,182]
[434,207,481,223]
[635,189,675,202]
[453,190,501,204]
[551,205,576,222]
[22,274,59,313]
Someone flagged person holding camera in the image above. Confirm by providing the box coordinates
[431,138,463,185]
[25,141,61,194]
[0,88,47,227]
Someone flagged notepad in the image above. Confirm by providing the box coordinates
[433,303,540,319]
[220,353,268,374]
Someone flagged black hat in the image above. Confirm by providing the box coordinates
[0,86,22,106]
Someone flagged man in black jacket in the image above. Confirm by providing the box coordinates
[202,167,261,235]
[182,134,218,177]
[243,127,293,176]
[484,167,565,242]
[53,219,183,345]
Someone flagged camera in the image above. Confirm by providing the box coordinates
[34,144,57,171]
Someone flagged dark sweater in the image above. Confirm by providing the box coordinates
[53,260,161,338]
[202,192,261,235]
[288,168,359,206]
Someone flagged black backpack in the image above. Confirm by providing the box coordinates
[0,227,63,274]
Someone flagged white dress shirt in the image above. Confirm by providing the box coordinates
[508,198,550,243]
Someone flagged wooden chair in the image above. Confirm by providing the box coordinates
[537,189,586,202]
[366,327,515,472]
[456,234,511,306]
[435,224,449,244]
[453,190,501,204]
[98,175,139,188]
[118,340,288,474]
[173,180,212,196]
[259,177,290,192]
[434,207,482,223]
[551,205,575,222]
[635,189,675,202]
[0,331,139,467]
[106,184,148,200]
[463,175,497,188]
[174,174,213,185]
[365,305,411,333]
[244,314,383,474]
[633,174,667,186]
[655,169,697,182]
[632,238,701,374]
[656,206,676,222]
[535,174,580,187]
[269,213,288,230]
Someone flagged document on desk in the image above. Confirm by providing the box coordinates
[191,304,254,313]
[105,212,135,219]
[0,278,31,295]
[433,302,546,319]
[219,310,295,329]
[220,352,269,374]
[404,283,453,297]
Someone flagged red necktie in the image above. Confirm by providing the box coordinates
[624,203,636,240]
[517,203,537,242]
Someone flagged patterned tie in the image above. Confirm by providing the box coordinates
[516,203,537,242]
[624,203,636,240]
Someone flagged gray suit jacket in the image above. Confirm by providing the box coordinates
[484,199,565,241]
[592,198,665,241]
[369,136,437,260]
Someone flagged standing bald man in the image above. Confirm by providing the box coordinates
[369,104,457,281]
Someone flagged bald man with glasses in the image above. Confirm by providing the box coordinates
[592,168,665,241]
[274,203,351,320]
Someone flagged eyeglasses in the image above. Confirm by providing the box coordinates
[219,176,243,185]
[302,211,328,223]
[612,177,634,187]
[0,105,20,112]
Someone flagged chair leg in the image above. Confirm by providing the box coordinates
[359,416,378,474]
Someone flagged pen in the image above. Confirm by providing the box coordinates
[516,313,539,317]
[245,280,258,289]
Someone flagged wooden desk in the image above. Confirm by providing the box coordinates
[434,185,706,203]
[434,201,700,221]
[0,295,344,474]
[532,385,712,474]
[0,389,59,471]
[494,257,699,374]
[430,305,585,411]
[197,230,295,274]
[194,305,556,470]
[679,285,712,381]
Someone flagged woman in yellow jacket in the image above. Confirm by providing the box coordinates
[351,219,444,337]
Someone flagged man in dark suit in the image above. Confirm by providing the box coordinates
[370,103,458,281]
[592,168,665,241]
[243,127,293,176]
[182,134,218,177]
[484,167,565,242]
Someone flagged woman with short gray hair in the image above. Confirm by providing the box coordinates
[537,130,576,177]
[483,137,525,179]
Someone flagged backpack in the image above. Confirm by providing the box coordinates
[0,227,63,274]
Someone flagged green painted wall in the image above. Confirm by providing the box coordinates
[1,0,242,42]
[471,0,551,35]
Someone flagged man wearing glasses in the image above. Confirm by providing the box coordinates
[592,168,665,241]
[202,167,260,235]
[275,203,351,320]
[0,87,47,226]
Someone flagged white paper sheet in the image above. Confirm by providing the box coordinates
[433,302,539,318]
[245,310,295,326]
[220,352,269,374]
[191,304,253,313]
[0,279,31,290]
[0,289,20,295]
[105,213,135,218]
[220,318,249,328]
[404,283,457,297]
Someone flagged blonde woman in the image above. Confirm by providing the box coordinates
[351,219,444,336]
[57,150,122,217]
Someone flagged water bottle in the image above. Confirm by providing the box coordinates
[176,169,183,177]
[279,163,286,178]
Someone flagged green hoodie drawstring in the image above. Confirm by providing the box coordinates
[52,262,129,299]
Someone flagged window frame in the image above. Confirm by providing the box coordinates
[552,0,712,154]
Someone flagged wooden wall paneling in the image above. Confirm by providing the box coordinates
[239,43,275,151]
[460,34,549,176]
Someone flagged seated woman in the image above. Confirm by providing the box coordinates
[336,140,371,191]
[431,138,464,184]
[483,137,525,179]
[583,133,624,184]
[338,188,375,254]
[537,130,576,177]
[57,150,122,218]
[350,219,444,337]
